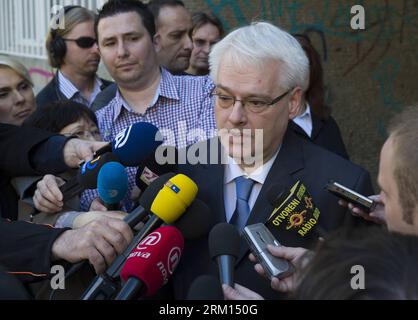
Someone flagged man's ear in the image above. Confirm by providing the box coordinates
[288,87,304,120]
[153,34,161,53]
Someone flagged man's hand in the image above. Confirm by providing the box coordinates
[223,283,264,300]
[250,245,310,293]
[339,194,386,225]
[72,211,128,229]
[63,139,108,168]
[33,175,65,213]
[51,217,133,274]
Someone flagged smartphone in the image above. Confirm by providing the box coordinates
[243,223,293,280]
[325,180,376,213]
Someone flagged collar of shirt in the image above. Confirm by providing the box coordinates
[223,147,280,222]
[112,68,180,122]
[57,71,103,105]
[293,103,313,138]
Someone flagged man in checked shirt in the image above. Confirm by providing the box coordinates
[81,0,217,211]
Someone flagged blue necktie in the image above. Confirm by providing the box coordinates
[230,176,255,231]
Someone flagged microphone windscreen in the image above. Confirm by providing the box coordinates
[265,180,322,246]
[173,198,215,240]
[112,122,163,167]
[138,172,176,211]
[135,146,178,192]
[208,223,240,260]
[187,275,224,300]
[120,226,184,297]
[151,174,198,224]
[78,152,120,189]
[97,162,128,205]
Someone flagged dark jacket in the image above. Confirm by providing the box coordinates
[171,129,374,299]
[290,114,349,159]
[0,124,70,283]
[36,75,113,109]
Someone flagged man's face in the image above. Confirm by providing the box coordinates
[62,21,100,76]
[214,56,301,167]
[378,136,417,234]
[154,6,192,73]
[97,12,158,87]
[189,23,221,73]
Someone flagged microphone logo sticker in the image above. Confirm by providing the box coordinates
[167,247,182,275]
[165,181,180,194]
[138,231,162,248]
[114,125,132,150]
[81,156,100,174]
[140,167,159,186]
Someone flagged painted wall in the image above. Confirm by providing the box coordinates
[11,0,418,189]
[184,0,418,189]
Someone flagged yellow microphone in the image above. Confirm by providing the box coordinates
[151,174,198,224]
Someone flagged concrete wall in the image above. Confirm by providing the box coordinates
[11,0,418,189]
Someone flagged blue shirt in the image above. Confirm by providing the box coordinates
[80,68,217,211]
[58,71,103,108]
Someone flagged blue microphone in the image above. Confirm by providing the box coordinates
[97,162,129,210]
[95,122,163,167]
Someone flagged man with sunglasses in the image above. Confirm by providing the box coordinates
[170,22,374,300]
[36,6,112,109]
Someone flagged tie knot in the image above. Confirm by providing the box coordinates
[235,176,255,202]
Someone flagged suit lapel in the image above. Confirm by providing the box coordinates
[236,130,306,264]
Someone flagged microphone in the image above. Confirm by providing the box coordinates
[97,162,128,210]
[208,223,241,287]
[187,275,224,300]
[265,180,326,245]
[135,146,178,193]
[94,122,163,167]
[65,174,173,284]
[115,226,184,300]
[81,173,198,300]
[59,152,119,201]
[172,198,215,240]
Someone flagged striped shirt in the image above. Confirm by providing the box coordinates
[80,68,217,211]
[58,71,103,108]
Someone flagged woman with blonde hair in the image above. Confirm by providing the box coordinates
[0,56,36,126]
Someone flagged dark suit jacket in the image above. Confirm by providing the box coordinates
[289,114,349,160]
[36,75,113,109]
[171,129,374,300]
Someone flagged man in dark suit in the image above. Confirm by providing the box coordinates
[170,22,374,300]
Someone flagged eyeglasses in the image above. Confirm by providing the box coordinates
[211,88,293,113]
[63,37,97,49]
[62,129,101,140]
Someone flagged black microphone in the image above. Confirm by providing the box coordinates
[208,223,241,287]
[135,146,178,193]
[187,275,224,300]
[172,198,215,240]
[59,152,119,202]
[265,180,327,244]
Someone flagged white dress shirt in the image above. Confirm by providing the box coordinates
[292,103,313,138]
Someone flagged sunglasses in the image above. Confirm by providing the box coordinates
[63,37,97,49]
